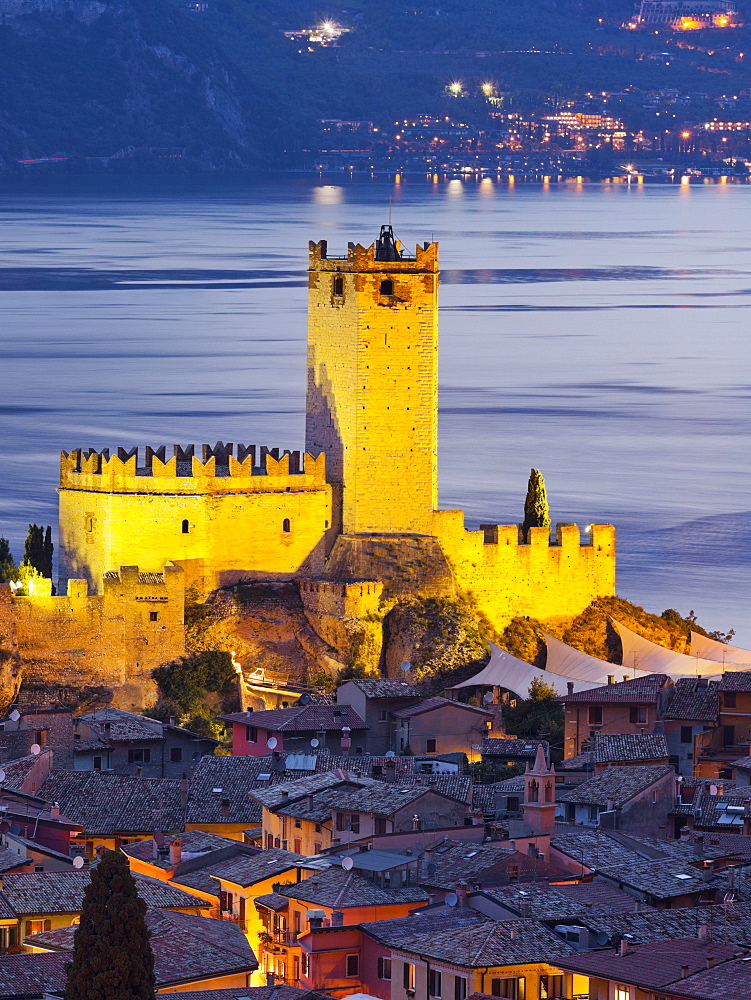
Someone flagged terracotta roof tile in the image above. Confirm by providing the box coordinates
[393,697,492,720]
[4,870,206,915]
[591,733,669,763]
[559,674,670,704]
[343,679,420,698]
[221,705,366,732]
[392,918,576,967]
[280,867,429,908]
[559,764,675,807]
[663,678,719,722]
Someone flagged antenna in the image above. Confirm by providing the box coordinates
[388,193,393,227]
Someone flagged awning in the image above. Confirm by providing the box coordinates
[543,632,652,685]
[689,631,751,664]
[612,619,751,676]
[448,642,601,699]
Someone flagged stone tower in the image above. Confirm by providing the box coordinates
[306,226,439,536]
[523,744,557,836]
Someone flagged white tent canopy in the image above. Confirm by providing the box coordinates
[449,642,600,699]
[689,631,751,664]
[612,619,751,676]
[543,633,652,686]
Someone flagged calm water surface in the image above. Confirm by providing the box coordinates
[0,175,749,643]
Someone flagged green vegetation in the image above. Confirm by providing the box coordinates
[64,849,156,1000]
[386,596,489,681]
[0,539,15,584]
[522,469,550,541]
[23,524,53,579]
[151,650,237,737]
[470,759,525,784]
[504,679,564,763]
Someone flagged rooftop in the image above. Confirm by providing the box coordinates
[591,732,669,764]
[340,678,420,698]
[559,674,670,704]
[481,738,548,758]
[221,705,366,733]
[719,672,751,692]
[558,764,675,807]
[392,917,576,967]
[280,866,429,908]
[597,858,716,899]
[211,847,307,888]
[663,677,719,722]
[392,697,492,720]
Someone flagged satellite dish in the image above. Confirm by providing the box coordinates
[385,750,396,758]
[595,931,610,946]
[710,784,718,796]
[445,892,458,908]
[483,692,494,705]
[30,744,41,756]
[266,737,278,750]
[310,739,320,748]
[401,661,411,673]
[0,769,6,785]
[299,694,312,705]
[73,856,85,869]
[9,711,20,723]
[342,856,354,871]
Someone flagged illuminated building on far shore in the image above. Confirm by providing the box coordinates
[631,0,738,29]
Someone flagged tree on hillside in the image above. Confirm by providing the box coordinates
[23,524,53,578]
[522,469,550,540]
[0,539,15,583]
[64,849,156,1000]
[503,680,564,763]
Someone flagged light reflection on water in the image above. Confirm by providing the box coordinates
[0,176,749,642]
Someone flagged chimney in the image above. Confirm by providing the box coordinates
[281,790,289,800]
[606,798,615,811]
[51,802,59,819]
[694,837,705,860]
[699,924,708,942]
[519,902,530,917]
[169,837,182,865]
[168,717,176,727]
[681,965,689,979]
[455,881,468,908]
[619,939,630,957]
[607,675,614,685]
[341,726,351,755]
[567,682,574,695]
[331,910,344,926]
[180,773,189,809]
[384,760,396,783]
[412,814,421,831]
[266,972,276,987]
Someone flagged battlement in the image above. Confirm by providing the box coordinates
[60,443,327,494]
[308,239,438,274]
[474,522,616,550]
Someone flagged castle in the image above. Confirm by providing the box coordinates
[9,226,615,705]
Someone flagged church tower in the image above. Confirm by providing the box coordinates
[306,226,438,536]
[523,744,557,836]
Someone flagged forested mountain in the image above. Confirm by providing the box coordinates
[1,0,750,170]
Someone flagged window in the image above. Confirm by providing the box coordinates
[380,279,394,296]
[346,954,359,978]
[378,710,388,721]
[429,970,442,997]
[588,804,599,822]
[333,276,344,296]
[681,726,693,744]
[539,975,563,999]
[93,756,102,770]
[246,726,257,743]
[508,864,519,880]
[301,952,309,976]
[652,789,658,804]
[34,865,44,872]
[26,919,51,936]
[295,819,302,829]
[85,516,95,533]
[181,519,190,534]
[35,731,46,746]
[725,692,737,709]
[315,823,322,833]
[378,957,392,980]
[454,977,467,1000]
[588,706,602,726]
[282,518,291,533]
[170,747,183,763]
[491,978,525,1000]
[294,838,302,855]
[375,817,387,835]
[629,707,647,724]
[128,748,151,764]
[313,842,321,854]
[403,963,415,991]
[149,611,159,622]
[349,813,360,834]
[615,987,630,1000]
[426,738,437,753]
[336,812,345,832]
[724,724,736,747]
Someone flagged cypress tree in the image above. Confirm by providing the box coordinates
[43,526,54,579]
[522,468,551,540]
[64,850,156,1000]
[0,538,15,583]
[23,524,44,575]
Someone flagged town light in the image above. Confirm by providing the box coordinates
[481,82,494,97]
[449,82,463,96]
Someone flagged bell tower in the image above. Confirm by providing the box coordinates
[523,744,557,836]
[306,226,438,536]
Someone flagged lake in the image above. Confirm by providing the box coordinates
[0,174,749,644]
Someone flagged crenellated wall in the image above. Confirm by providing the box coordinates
[12,566,185,710]
[59,443,333,595]
[433,513,616,629]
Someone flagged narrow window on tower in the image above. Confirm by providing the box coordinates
[379,279,393,295]
[181,519,190,534]
[333,276,344,296]
[282,518,291,533]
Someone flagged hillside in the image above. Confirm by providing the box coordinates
[4,0,751,170]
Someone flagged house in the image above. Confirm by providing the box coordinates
[559,674,673,759]
[469,881,648,922]
[26,906,259,992]
[152,988,334,1000]
[0,707,75,768]
[35,769,186,855]
[595,857,719,909]
[74,707,217,777]
[661,677,719,777]
[554,936,745,1000]
[386,917,575,1000]
[392,698,494,757]
[250,771,469,855]
[259,865,430,987]
[557,765,676,836]
[336,679,421,755]
[480,738,550,767]
[695,673,751,779]
[590,732,670,772]
[220,705,367,758]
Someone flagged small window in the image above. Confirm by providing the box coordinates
[149,611,159,622]
[294,838,302,854]
[34,864,44,872]
[379,278,394,296]
[378,957,392,980]
[588,706,603,726]
[681,726,693,744]
[313,841,321,854]
[403,963,415,991]
[336,812,345,832]
[170,747,183,763]
[429,970,442,998]
[540,976,563,1000]
[629,706,647,724]
[282,518,291,533]
[378,710,388,721]
[181,519,190,534]
[652,789,658,804]
[374,817,387,835]
[333,276,344,296]
[588,803,599,822]
[85,516,94,533]
[346,954,359,978]
[93,756,102,770]
[615,987,630,1000]
[349,813,360,834]
[246,725,258,743]
[315,823,322,833]
[128,748,151,764]
[454,977,467,1000]
[725,692,737,709]
[426,738,437,753]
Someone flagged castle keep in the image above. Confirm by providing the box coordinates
[43,226,616,695]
